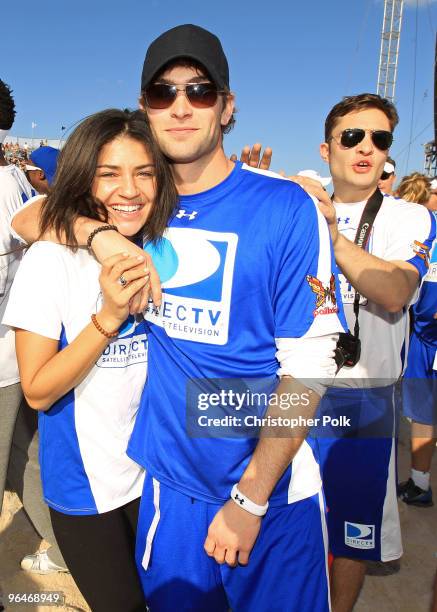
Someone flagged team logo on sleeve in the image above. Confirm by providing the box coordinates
[345,522,375,549]
[306,273,339,317]
[425,242,437,282]
[412,240,431,267]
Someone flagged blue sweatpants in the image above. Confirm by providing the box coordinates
[135,474,330,612]
[313,386,402,562]
[402,332,437,426]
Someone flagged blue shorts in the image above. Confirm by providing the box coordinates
[402,332,437,426]
[135,475,330,612]
[312,386,402,562]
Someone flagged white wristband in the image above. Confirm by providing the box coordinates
[230,484,269,517]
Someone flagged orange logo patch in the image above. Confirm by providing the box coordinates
[306,273,339,316]
[412,241,430,268]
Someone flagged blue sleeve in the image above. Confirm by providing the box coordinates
[271,188,346,339]
[407,211,436,279]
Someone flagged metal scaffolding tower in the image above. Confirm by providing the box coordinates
[424,141,437,177]
[377,0,404,101]
[423,34,437,177]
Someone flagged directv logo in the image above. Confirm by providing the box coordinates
[144,228,238,345]
[344,522,375,549]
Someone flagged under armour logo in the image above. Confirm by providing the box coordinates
[234,494,245,505]
[176,209,198,220]
[337,216,351,225]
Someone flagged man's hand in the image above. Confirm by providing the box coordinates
[290,175,339,245]
[10,197,162,312]
[230,143,272,170]
[204,499,261,567]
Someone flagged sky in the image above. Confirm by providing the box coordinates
[2,0,436,179]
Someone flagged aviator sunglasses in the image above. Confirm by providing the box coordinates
[143,82,224,110]
[330,128,393,151]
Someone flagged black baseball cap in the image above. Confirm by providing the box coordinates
[141,24,229,91]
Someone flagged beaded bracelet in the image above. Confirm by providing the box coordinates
[91,314,119,338]
[86,225,118,250]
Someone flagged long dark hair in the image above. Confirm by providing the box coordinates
[39,108,177,248]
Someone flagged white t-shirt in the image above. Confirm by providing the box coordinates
[334,194,435,386]
[3,242,147,515]
[0,165,35,387]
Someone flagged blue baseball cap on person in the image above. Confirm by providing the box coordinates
[28,146,60,185]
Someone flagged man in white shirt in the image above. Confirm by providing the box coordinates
[294,93,435,612]
[0,79,66,575]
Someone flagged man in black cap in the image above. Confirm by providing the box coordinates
[131,24,341,611]
[11,25,342,611]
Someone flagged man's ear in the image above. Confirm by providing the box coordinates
[38,170,45,180]
[138,95,146,111]
[221,92,235,127]
[320,142,330,163]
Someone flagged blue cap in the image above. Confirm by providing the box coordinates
[29,146,60,185]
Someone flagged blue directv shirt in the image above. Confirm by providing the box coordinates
[128,162,346,506]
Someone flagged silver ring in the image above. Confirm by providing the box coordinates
[119,275,127,287]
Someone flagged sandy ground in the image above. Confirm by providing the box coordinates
[0,488,89,612]
[355,415,437,612]
[0,416,436,612]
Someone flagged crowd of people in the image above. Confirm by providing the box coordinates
[0,22,436,612]
[2,142,29,167]
[2,141,49,167]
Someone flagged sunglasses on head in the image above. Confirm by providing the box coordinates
[143,82,223,110]
[332,128,393,151]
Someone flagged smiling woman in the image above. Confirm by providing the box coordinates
[92,136,157,238]
[39,108,177,248]
[2,109,178,612]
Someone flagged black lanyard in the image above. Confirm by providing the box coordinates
[336,188,384,340]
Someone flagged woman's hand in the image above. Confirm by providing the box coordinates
[97,253,150,332]
[86,228,162,314]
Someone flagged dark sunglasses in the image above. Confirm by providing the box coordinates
[380,171,394,181]
[143,82,223,110]
[332,128,393,151]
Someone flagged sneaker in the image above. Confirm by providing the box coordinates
[20,550,69,575]
[398,478,433,507]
